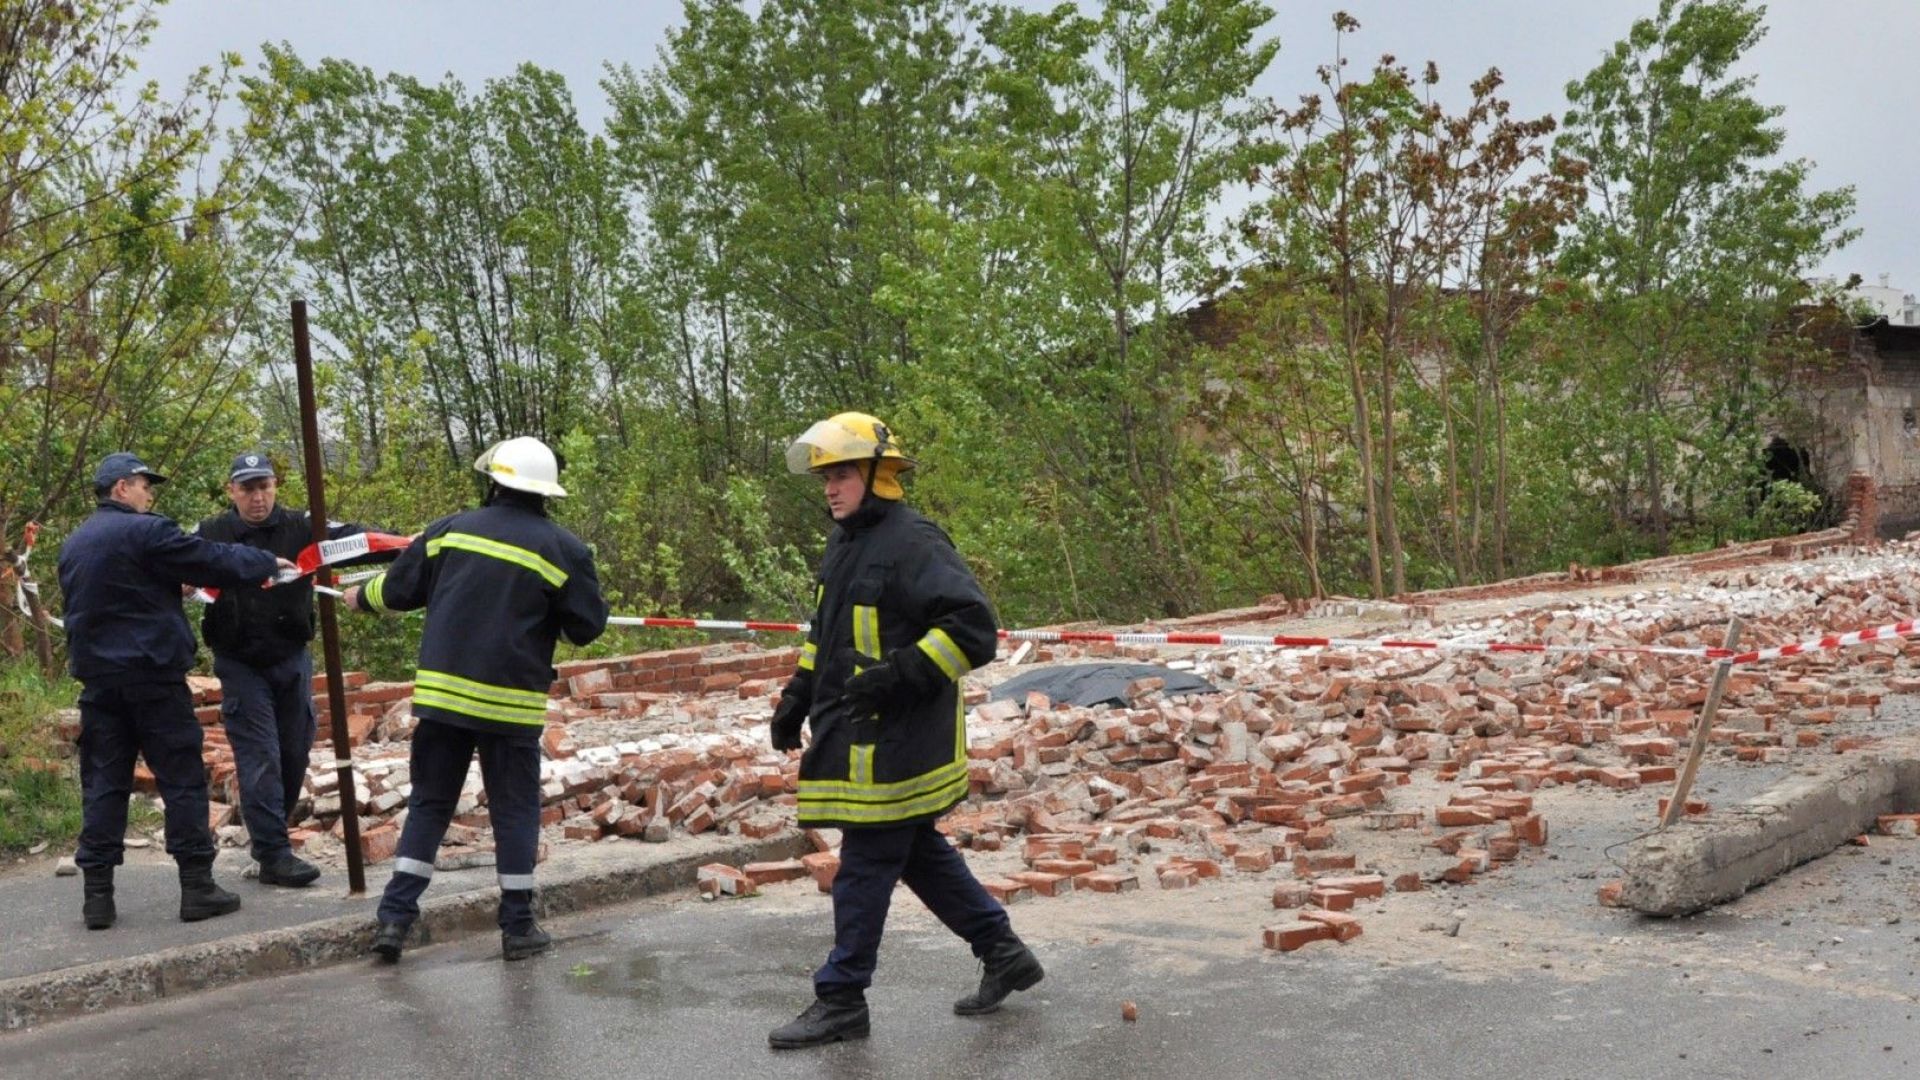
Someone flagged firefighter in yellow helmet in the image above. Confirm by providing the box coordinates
[767,412,1044,1050]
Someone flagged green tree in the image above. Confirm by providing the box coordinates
[1556,0,1856,553]
[1,0,277,547]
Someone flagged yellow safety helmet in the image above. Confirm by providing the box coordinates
[785,412,915,500]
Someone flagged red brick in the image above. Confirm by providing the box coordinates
[1271,882,1312,908]
[1298,909,1363,942]
[359,823,399,863]
[567,667,614,698]
[1596,881,1625,907]
[1010,871,1074,898]
[981,878,1034,905]
[1309,886,1355,911]
[1511,814,1549,846]
[801,852,839,892]
[743,859,809,887]
[1315,874,1385,899]
[1655,798,1710,820]
[1080,872,1139,894]
[696,863,756,898]
[1157,868,1197,890]
[1262,921,1334,952]
[1232,849,1275,873]
[1293,850,1357,875]
[1032,858,1097,877]
[1434,806,1495,827]
[1877,814,1920,838]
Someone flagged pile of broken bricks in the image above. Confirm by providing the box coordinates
[685,545,1920,952]
[65,542,1920,954]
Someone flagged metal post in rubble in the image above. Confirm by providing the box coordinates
[292,299,366,894]
[1660,617,1744,831]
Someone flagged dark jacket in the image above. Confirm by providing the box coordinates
[791,499,997,829]
[57,501,281,688]
[195,505,363,667]
[358,494,608,739]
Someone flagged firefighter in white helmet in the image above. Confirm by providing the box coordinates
[343,435,608,962]
[767,412,1043,1050]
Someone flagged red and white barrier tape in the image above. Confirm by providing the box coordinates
[1726,618,1920,666]
[606,616,1725,658]
[605,613,1920,667]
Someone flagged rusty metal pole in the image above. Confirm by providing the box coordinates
[292,299,366,893]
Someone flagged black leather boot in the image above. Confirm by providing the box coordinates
[502,923,552,961]
[953,936,1044,1015]
[82,867,116,930]
[257,852,321,887]
[371,921,409,963]
[177,858,242,922]
[768,990,870,1049]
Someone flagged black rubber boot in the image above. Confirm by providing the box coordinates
[953,936,1044,1015]
[502,924,552,961]
[82,867,116,930]
[768,990,870,1049]
[257,852,321,888]
[177,858,242,922]
[371,921,409,963]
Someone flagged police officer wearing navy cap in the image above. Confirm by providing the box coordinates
[57,452,294,930]
[194,452,371,888]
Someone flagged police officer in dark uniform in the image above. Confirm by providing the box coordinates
[195,452,369,887]
[768,413,1043,1050]
[343,436,608,962]
[58,452,291,930]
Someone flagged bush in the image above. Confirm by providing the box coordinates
[0,663,83,855]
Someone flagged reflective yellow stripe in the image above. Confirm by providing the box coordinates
[427,532,567,588]
[852,604,879,658]
[916,628,969,680]
[412,688,546,726]
[415,669,549,708]
[798,757,969,799]
[797,774,970,822]
[364,573,388,612]
[849,744,875,786]
[798,640,817,673]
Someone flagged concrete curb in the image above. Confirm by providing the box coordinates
[1620,738,1920,916]
[0,832,810,1031]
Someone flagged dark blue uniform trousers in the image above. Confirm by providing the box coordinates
[213,653,316,863]
[814,821,1012,995]
[75,681,215,869]
[377,719,542,934]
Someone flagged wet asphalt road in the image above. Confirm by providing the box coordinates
[3,881,1917,1080]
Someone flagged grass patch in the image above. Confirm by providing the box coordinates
[0,662,83,855]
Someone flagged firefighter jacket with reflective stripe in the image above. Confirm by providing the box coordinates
[57,501,281,688]
[359,495,609,739]
[195,506,366,667]
[793,500,997,829]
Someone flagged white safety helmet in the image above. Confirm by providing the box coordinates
[473,436,568,497]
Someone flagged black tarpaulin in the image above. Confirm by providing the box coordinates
[988,662,1217,709]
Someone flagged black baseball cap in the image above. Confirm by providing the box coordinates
[93,452,168,489]
[229,452,277,484]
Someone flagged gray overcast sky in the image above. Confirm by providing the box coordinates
[141,1,1914,291]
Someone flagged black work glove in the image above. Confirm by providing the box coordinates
[843,648,943,717]
[770,680,810,752]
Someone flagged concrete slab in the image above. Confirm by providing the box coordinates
[1620,737,1920,916]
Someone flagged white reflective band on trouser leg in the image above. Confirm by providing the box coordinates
[394,857,435,879]
[498,873,536,890]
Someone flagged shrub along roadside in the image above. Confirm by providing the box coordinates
[0,664,83,856]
